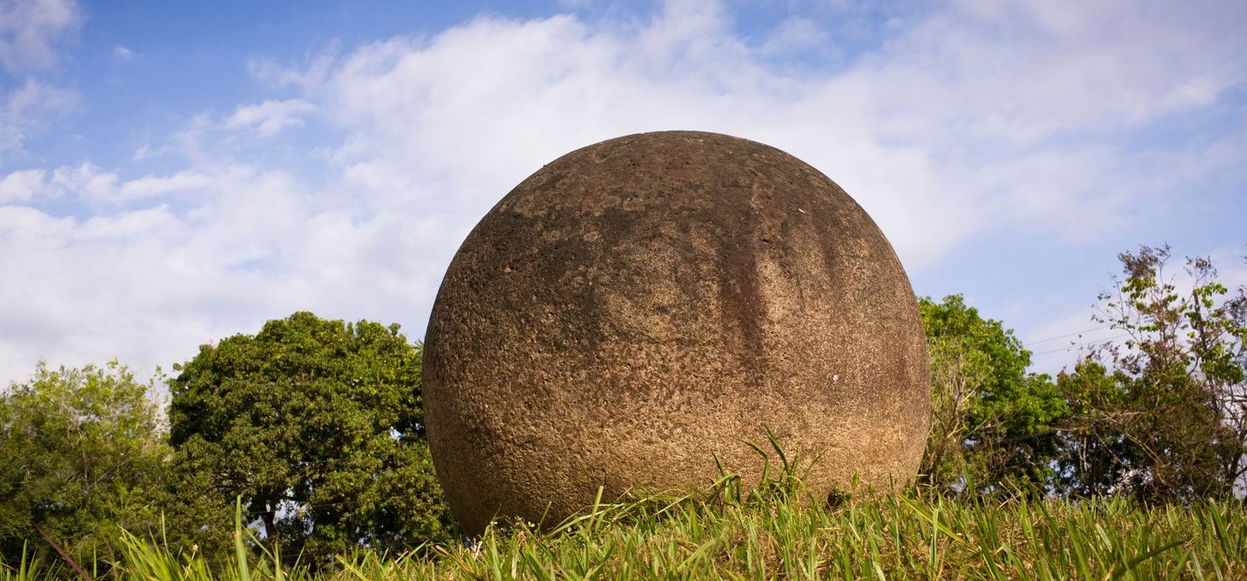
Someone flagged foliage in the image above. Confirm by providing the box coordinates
[167,312,454,562]
[0,361,170,566]
[1057,246,1247,502]
[917,295,1068,495]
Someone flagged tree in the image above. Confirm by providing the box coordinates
[0,361,169,567]
[167,312,453,561]
[1056,246,1247,501]
[918,295,1068,495]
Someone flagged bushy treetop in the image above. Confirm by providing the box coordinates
[168,311,451,560]
[0,361,169,565]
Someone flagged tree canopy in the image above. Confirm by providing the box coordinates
[0,361,169,566]
[1056,246,1247,501]
[918,295,1068,495]
[167,311,453,560]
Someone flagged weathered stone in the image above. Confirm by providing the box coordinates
[423,131,930,534]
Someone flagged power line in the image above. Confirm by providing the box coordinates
[1022,325,1113,347]
[1032,333,1132,356]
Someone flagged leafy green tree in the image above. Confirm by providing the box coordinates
[167,312,453,561]
[918,295,1068,495]
[0,361,169,566]
[1056,246,1247,501]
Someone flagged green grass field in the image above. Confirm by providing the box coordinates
[5,475,1245,581]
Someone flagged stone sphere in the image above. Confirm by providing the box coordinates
[423,131,930,533]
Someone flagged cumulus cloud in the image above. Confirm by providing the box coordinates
[1,0,1244,383]
[0,0,81,72]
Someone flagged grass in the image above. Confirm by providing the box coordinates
[4,479,1244,580]
[4,430,1245,581]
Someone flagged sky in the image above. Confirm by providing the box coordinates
[1,0,1245,385]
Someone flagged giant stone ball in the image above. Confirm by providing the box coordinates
[424,131,930,533]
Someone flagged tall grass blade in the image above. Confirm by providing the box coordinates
[234,497,252,581]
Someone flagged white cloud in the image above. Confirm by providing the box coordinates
[74,204,178,241]
[117,170,214,201]
[225,99,316,137]
[0,0,81,72]
[246,49,339,92]
[0,168,45,202]
[0,203,73,241]
[48,162,117,198]
[0,163,306,381]
[289,7,941,270]
[868,0,1247,146]
[1,78,78,159]
[289,0,1242,275]
[0,0,82,163]
[113,45,134,60]
[759,16,830,55]
[0,153,460,383]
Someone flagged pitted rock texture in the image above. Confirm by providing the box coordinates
[423,131,930,534]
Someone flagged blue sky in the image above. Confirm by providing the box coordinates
[1,0,1244,383]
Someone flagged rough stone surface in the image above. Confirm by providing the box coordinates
[423,131,930,534]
